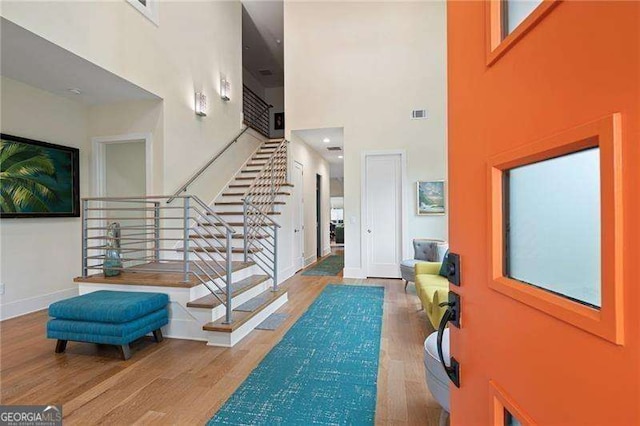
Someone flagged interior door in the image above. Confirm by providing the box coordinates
[364,152,402,278]
[447,1,639,425]
[292,161,304,272]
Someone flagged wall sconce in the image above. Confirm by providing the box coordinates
[220,78,231,102]
[195,92,207,116]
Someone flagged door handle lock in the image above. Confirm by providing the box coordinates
[367,229,372,234]
[446,252,461,286]
[436,291,461,388]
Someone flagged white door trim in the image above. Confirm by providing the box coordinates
[91,132,153,197]
[292,160,305,272]
[360,150,408,277]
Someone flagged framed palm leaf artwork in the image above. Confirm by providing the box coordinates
[1,134,80,218]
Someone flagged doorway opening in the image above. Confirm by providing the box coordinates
[92,133,152,265]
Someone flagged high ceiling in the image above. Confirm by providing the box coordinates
[242,1,284,88]
[293,127,344,178]
[0,18,159,105]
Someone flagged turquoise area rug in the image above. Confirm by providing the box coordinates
[208,284,385,425]
[301,254,344,276]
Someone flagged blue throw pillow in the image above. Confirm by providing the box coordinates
[438,250,450,278]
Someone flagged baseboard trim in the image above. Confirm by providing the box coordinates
[278,264,296,284]
[343,267,366,279]
[0,287,79,321]
[304,254,317,267]
[322,247,332,256]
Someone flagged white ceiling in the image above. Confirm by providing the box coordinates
[242,1,284,88]
[293,127,344,178]
[0,18,160,105]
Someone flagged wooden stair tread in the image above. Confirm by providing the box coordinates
[203,286,288,332]
[241,168,286,173]
[215,201,285,206]
[222,191,290,197]
[211,211,281,215]
[187,275,269,309]
[200,222,272,227]
[177,246,262,254]
[229,183,293,188]
[190,233,268,239]
[73,261,254,288]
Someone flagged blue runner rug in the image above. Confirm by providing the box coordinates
[208,284,385,425]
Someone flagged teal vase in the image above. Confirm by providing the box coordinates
[104,222,123,277]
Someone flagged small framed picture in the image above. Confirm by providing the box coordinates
[417,181,445,215]
[274,112,285,130]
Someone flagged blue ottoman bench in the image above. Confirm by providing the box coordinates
[47,290,169,360]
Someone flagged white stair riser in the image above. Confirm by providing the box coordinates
[206,292,288,347]
[188,277,273,322]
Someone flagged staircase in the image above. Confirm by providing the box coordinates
[76,94,293,347]
[179,138,292,345]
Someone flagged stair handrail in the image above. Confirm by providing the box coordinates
[167,103,272,204]
[241,139,288,290]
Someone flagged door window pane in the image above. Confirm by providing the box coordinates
[504,409,523,426]
[505,148,601,308]
[505,0,543,35]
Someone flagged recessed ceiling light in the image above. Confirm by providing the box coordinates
[68,88,82,95]
[323,138,330,143]
[338,155,343,159]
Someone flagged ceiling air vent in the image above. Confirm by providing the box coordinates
[411,109,427,119]
[258,69,273,76]
[327,147,342,151]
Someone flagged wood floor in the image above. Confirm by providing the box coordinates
[0,267,443,425]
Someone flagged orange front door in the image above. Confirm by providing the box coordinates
[447,1,639,425]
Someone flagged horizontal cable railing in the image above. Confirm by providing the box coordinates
[243,84,271,138]
[242,139,289,289]
[81,195,237,324]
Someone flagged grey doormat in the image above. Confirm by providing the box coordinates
[255,313,289,330]
[235,294,270,312]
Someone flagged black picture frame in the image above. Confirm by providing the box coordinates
[274,112,285,130]
[0,133,80,218]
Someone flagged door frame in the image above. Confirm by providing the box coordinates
[360,150,408,277]
[91,132,153,197]
[292,160,305,272]
[316,173,322,259]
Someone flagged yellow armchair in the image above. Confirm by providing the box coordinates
[415,262,450,329]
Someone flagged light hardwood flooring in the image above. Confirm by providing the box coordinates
[0,262,442,425]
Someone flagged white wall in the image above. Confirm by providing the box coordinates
[104,141,146,197]
[330,177,344,197]
[284,1,448,278]
[1,1,245,197]
[0,2,258,318]
[265,86,284,139]
[243,68,265,99]
[0,77,88,319]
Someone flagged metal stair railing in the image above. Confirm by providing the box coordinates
[242,139,288,290]
[81,194,237,324]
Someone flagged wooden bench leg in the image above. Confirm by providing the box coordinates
[152,328,164,343]
[55,340,67,354]
[119,344,131,360]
